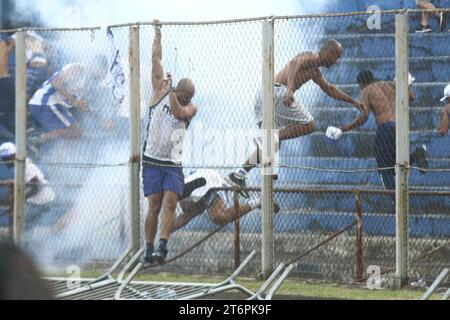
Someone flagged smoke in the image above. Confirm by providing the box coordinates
[15,0,335,273]
[13,0,333,27]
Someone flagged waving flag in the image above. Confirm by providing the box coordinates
[107,27,126,110]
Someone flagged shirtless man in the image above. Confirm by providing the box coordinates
[356,70,428,190]
[227,40,368,191]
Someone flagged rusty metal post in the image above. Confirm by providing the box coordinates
[233,191,241,269]
[354,190,364,282]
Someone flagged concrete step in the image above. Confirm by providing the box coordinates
[310,82,448,108]
[320,56,450,84]
[270,158,450,187]
[279,130,450,158]
[319,4,444,34]
[181,210,450,237]
[311,106,442,131]
[308,32,450,59]
[270,190,450,216]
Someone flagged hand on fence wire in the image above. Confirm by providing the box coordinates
[153,19,162,32]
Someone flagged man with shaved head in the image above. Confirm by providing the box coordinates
[227,39,368,191]
[143,20,198,264]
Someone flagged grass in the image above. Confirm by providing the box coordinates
[46,269,443,300]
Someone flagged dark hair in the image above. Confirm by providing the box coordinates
[357,70,375,87]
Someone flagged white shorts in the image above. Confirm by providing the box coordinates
[253,84,314,129]
[176,189,230,224]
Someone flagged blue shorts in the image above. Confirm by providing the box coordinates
[29,103,76,133]
[142,162,184,198]
[375,122,396,190]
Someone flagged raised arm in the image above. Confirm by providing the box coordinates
[151,20,165,92]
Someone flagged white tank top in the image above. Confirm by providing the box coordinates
[143,92,188,164]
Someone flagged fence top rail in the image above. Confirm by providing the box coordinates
[4,8,450,33]
[210,186,450,196]
[0,26,101,34]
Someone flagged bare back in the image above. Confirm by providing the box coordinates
[361,81,396,126]
[275,51,322,90]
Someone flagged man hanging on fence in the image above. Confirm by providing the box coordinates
[172,169,278,232]
[356,70,428,190]
[143,20,198,265]
[226,39,368,193]
[438,84,450,136]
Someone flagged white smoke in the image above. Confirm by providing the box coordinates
[16,0,334,273]
[12,0,338,27]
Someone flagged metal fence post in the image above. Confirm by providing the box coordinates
[233,191,241,269]
[14,30,26,246]
[394,11,410,288]
[354,190,364,282]
[129,25,141,254]
[261,18,275,278]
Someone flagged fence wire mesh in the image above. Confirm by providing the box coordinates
[136,20,264,274]
[0,9,448,287]
[3,28,131,269]
[406,9,450,285]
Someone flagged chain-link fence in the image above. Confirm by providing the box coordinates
[407,8,450,285]
[0,9,449,287]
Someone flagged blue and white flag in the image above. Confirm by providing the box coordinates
[107,27,126,109]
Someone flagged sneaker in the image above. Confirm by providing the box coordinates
[143,245,154,264]
[414,144,428,174]
[415,24,432,33]
[152,247,168,264]
[182,177,206,200]
[226,172,249,198]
